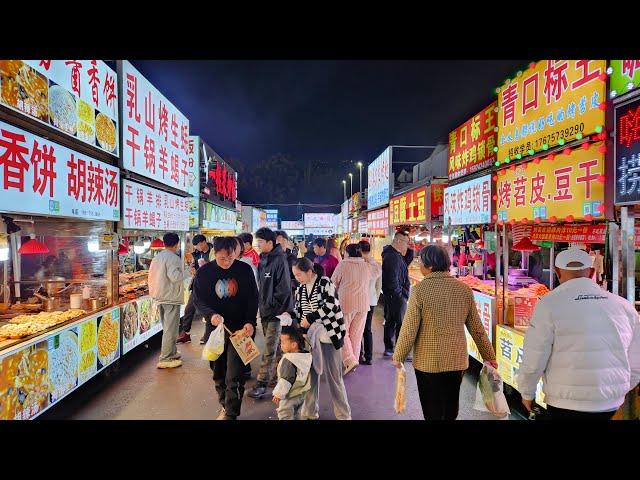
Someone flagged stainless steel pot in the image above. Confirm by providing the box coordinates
[33,292,61,312]
[45,277,66,297]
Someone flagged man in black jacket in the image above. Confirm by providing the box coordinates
[381,230,414,357]
[192,236,259,420]
[177,234,213,344]
[248,228,293,399]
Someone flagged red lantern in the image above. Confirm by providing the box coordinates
[534,217,541,224]
[521,218,529,224]
[513,237,540,252]
[18,235,50,255]
[584,214,593,222]
[533,157,541,164]
[492,176,498,181]
[548,154,555,162]
[150,238,165,250]
[565,215,574,223]
[582,142,590,150]
[548,216,558,223]
[563,148,572,156]
[598,145,607,154]
[598,102,607,110]
[599,73,608,81]
[597,175,606,183]
[492,214,498,221]
[492,195,498,201]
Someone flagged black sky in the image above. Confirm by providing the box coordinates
[132,60,529,215]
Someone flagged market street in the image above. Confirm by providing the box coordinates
[41,306,523,420]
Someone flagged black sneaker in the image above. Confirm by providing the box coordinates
[248,384,267,399]
[359,359,372,365]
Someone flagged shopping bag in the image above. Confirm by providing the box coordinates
[225,325,260,366]
[394,364,407,414]
[202,322,225,361]
[474,363,510,418]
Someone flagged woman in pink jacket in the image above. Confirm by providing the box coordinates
[331,243,382,374]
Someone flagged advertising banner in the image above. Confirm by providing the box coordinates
[120,61,190,192]
[530,224,606,243]
[389,186,426,226]
[367,147,391,210]
[121,296,162,355]
[201,140,237,209]
[0,119,120,220]
[0,60,119,155]
[265,209,279,229]
[610,60,640,96]
[122,179,190,231]
[443,175,492,226]
[448,103,497,180]
[497,60,606,163]
[496,145,605,223]
[203,203,238,231]
[304,213,334,228]
[430,183,446,218]
[367,207,389,237]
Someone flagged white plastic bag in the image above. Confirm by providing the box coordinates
[394,364,406,414]
[202,322,225,361]
[474,363,510,418]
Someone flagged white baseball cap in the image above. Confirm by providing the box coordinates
[554,248,594,270]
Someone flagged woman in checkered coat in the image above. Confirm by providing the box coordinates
[392,245,497,420]
[281,257,351,420]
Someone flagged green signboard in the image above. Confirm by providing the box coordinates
[609,60,640,97]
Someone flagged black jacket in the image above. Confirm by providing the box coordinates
[192,243,214,270]
[258,244,293,321]
[192,259,258,332]
[284,248,299,290]
[381,245,414,300]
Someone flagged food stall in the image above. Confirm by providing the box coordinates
[0,58,122,419]
[366,206,390,262]
[117,61,191,356]
[493,60,610,412]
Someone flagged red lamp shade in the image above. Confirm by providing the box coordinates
[512,236,540,252]
[150,238,165,250]
[18,236,50,255]
[118,243,129,255]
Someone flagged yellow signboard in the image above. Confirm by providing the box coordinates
[497,60,606,163]
[496,144,605,223]
[496,325,545,406]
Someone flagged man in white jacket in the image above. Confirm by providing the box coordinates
[149,232,185,369]
[517,248,640,420]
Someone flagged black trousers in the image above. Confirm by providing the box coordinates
[179,290,199,333]
[360,306,375,361]
[415,369,465,420]
[210,336,246,418]
[383,295,407,351]
[544,405,617,420]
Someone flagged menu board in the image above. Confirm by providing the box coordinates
[448,103,497,180]
[0,119,120,220]
[367,147,392,210]
[122,179,190,231]
[367,207,389,237]
[0,60,119,155]
[0,306,120,420]
[497,60,606,163]
[187,136,200,227]
[121,296,162,355]
[120,61,190,192]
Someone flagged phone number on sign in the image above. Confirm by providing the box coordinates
[533,123,585,149]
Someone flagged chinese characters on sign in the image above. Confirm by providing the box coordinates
[448,102,498,180]
[0,60,119,155]
[120,61,190,192]
[367,207,389,237]
[202,202,237,230]
[614,97,640,205]
[202,140,237,209]
[610,60,640,97]
[281,221,304,230]
[358,218,367,234]
[350,193,361,215]
[443,175,492,226]
[497,60,606,162]
[265,209,279,229]
[367,147,391,210]
[0,120,120,220]
[304,213,335,228]
[496,146,604,222]
[389,187,426,226]
[530,224,606,243]
[122,179,189,231]
[430,183,446,218]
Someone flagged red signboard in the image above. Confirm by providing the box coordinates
[530,224,606,243]
[430,183,446,218]
[367,207,389,236]
[448,102,498,180]
[389,186,426,226]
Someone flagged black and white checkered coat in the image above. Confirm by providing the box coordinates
[293,276,346,350]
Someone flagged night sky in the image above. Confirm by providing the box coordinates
[133,60,529,218]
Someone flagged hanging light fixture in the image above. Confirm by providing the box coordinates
[18,234,50,255]
[150,238,165,250]
[512,237,540,252]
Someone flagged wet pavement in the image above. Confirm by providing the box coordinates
[41,306,525,420]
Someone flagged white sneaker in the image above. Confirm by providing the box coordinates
[157,359,183,369]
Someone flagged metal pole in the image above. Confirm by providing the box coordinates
[549,242,555,290]
[349,175,353,198]
[342,182,346,202]
[359,165,363,195]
